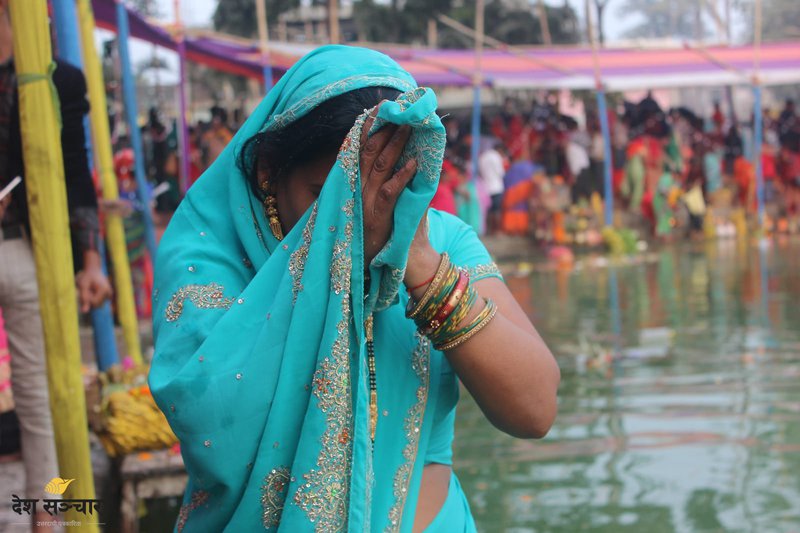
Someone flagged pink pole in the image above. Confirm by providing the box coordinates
[174,0,190,194]
[177,38,190,194]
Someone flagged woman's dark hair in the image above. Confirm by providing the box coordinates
[238,86,402,199]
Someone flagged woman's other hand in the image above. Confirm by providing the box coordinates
[359,106,417,266]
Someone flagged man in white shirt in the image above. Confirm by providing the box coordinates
[478,142,506,234]
[565,129,592,201]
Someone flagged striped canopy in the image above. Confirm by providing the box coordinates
[92,0,800,90]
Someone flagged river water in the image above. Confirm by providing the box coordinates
[454,239,800,532]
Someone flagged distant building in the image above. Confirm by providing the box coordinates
[277,3,358,44]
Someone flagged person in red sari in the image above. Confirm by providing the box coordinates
[491,98,526,161]
[431,159,461,216]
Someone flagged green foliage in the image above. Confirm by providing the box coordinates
[602,227,639,255]
[126,0,160,17]
[213,0,300,38]
[213,0,578,47]
[355,0,579,47]
[735,0,800,41]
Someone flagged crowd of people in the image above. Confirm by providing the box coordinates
[133,92,800,250]
[432,94,800,244]
[108,92,800,320]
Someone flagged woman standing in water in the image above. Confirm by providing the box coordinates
[149,46,559,532]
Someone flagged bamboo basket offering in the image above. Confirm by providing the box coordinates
[88,364,177,457]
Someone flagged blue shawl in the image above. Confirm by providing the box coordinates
[149,45,448,532]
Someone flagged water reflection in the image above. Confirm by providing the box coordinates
[455,239,800,533]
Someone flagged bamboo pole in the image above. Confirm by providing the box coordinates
[536,0,552,46]
[173,0,191,194]
[436,13,572,74]
[8,1,98,528]
[328,0,339,44]
[51,0,122,371]
[703,0,727,41]
[684,42,748,82]
[427,18,438,48]
[753,0,762,76]
[255,0,274,93]
[76,0,143,364]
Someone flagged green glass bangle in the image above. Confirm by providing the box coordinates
[434,298,496,351]
[428,284,478,345]
[407,253,450,319]
[435,299,497,351]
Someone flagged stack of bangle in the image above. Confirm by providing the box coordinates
[406,253,498,351]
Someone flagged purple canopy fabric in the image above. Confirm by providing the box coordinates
[92,0,800,90]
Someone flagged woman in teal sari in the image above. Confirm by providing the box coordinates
[149,46,559,532]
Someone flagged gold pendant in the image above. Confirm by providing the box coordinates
[369,390,378,442]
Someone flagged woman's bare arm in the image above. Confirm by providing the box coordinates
[406,249,560,439]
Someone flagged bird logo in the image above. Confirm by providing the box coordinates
[44,477,76,495]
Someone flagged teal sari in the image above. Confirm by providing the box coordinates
[149,45,501,532]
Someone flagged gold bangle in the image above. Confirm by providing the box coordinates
[416,264,459,325]
[435,299,497,351]
[407,253,450,319]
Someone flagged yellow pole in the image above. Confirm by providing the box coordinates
[76,0,142,363]
[8,1,98,529]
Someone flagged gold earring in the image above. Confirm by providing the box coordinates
[261,180,283,241]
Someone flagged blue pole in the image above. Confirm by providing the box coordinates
[752,84,765,226]
[51,0,82,66]
[52,0,120,369]
[91,242,121,371]
[470,85,481,183]
[116,0,158,257]
[596,88,614,227]
[263,65,274,94]
[51,0,94,171]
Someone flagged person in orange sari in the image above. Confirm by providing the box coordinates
[501,147,541,235]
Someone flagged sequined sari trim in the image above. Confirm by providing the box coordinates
[165,283,234,322]
[468,262,503,282]
[293,161,355,530]
[176,489,209,532]
[289,203,318,304]
[385,334,431,532]
[261,466,292,529]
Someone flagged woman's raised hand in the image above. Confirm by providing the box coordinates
[359,104,418,267]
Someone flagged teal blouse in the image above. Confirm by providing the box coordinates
[149,45,501,533]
